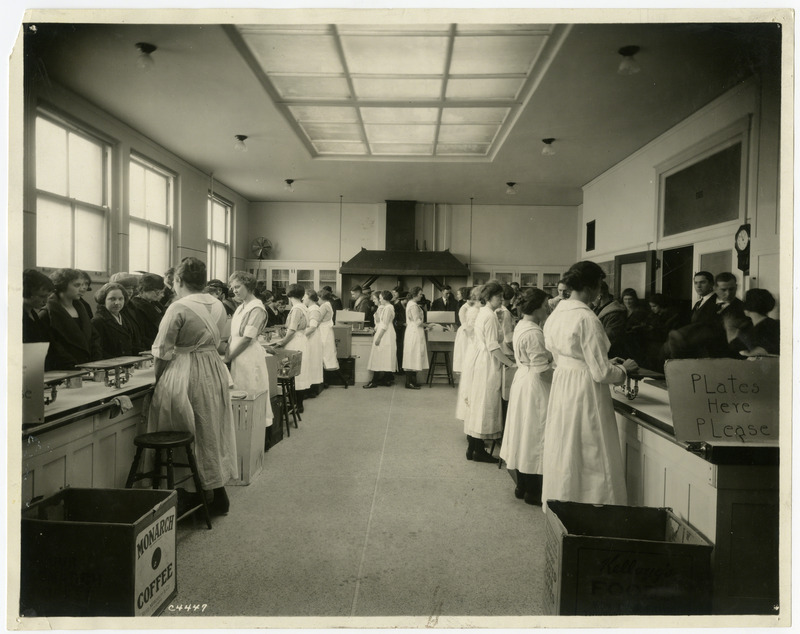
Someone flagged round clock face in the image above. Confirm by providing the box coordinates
[736,229,749,250]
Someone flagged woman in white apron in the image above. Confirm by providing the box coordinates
[453,286,477,373]
[500,288,553,505]
[364,290,397,388]
[402,287,428,390]
[542,261,638,511]
[148,257,237,515]
[271,283,310,413]
[318,289,340,372]
[224,271,272,429]
[303,289,325,394]
[455,286,483,421]
[462,282,515,463]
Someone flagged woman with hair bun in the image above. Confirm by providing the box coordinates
[148,257,237,516]
[303,289,325,394]
[542,260,637,509]
[461,281,515,463]
[364,290,397,388]
[271,283,311,412]
[401,286,428,390]
[500,288,553,505]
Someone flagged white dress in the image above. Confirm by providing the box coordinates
[305,303,324,386]
[402,300,429,371]
[368,303,397,372]
[318,301,339,370]
[455,304,481,420]
[453,302,475,373]
[462,304,504,440]
[499,320,552,474]
[230,296,273,427]
[148,293,237,489]
[542,298,628,509]
[284,303,311,391]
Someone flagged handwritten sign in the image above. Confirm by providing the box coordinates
[664,358,778,445]
[23,343,48,425]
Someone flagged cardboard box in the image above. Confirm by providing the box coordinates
[332,325,352,358]
[267,396,284,448]
[543,501,712,616]
[229,390,268,486]
[20,488,177,617]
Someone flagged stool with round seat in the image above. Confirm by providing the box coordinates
[124,431,212,529]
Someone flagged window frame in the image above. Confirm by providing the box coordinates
[207,192,232,282]
[128,152,175,274]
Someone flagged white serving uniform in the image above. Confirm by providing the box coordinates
[318,301,339,370]
[304,303,324,386]
[461,304,504,440]
[367,303,397,372]
[452,302,475,373]
[455,303,481,420]
[402,300,429,371]
[229,296,273,426]
[284,302,311,391]
[499,319,551,473]
[542,298,628,509]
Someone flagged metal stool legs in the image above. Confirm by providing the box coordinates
[426,351,455,387]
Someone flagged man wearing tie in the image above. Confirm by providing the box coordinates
[431,285,458,315]
[690,271,717,324]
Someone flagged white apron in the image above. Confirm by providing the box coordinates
[318,301,339,370]
[499,320,551,473]
[230,297,273,427]
[453,302,477,373]
[542,299,628,510]
[284,303,312,391]
[462,305,503,439]
[305,304,324,386]
[368,303,397,372]
[402,300,429,371]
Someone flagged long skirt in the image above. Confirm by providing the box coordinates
[230,336,273,427]
[499,365,549,473]
[319,321,339,370]
[285,330,312,390]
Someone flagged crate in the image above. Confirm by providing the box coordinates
[275,349,303,378]
[543,501,712,616]
[324,357,355,386]
[228,390,268,486]
[20,488,177,617]
[267,396,284,448]
[332,325,352,358]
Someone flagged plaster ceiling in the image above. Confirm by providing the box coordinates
[24,18,779,206]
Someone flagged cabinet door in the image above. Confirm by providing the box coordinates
[318,269,338,295]
[296,269,315,291]
[493,270,514,284]
[519,272,538,289]
[542,273,561,296]
[472,271,491,286]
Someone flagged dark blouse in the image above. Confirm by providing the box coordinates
[39,297,102,370]
[126,296,165,351]
[92,305,139,359]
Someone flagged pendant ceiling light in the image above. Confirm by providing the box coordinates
[135,42,157,71]
[284,179,295,193]
[233,135,248,152]
[541,138,556,156]
[617,45,641,75]
[505,182,517,195]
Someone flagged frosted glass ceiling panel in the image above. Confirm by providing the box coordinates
[438,124,499,144]
[370,143,433,155]
[339,24,449,34]
[446,77,525,100]
[289,106,359,123]
[365,124,435,144]
[441,107,510,124]
[353,77,442,100]
[360,107,440,123]
[313,141,368,154]
[341,35,449,74]
[450,35,546,74]
[301,122,363,141]
[436,143,490,155]
[244,34,344,74]
[272,76,351,99]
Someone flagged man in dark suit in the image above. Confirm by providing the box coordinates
[690,270,717,324]
[431,285,458,315]
[392,288,407,373]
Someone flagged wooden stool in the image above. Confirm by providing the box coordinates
[426,350,455,387]
[278,377,301,427]
[125,431,212,529]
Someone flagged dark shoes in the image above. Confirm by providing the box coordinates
[209,487,230,516]
[363,382,378,389]
[514,486,525,499]
[467,436,499,463]
[406,383,421,390]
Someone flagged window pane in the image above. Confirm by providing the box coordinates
[35,117,68,196]
[520,273,537,288]
[74,206,105,271]
[149,226,170,275]
[36,196,72,268]
[68,133,104,205]
[212,244,228,281]
[211,202,226,241]
[129,161,146,219]
[129,220,149,272]
[297,269,314,290]
[145,169,168,224]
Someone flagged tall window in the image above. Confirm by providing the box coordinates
[35,111,111,271]
[207,194,231,281]
[129,155,173,275]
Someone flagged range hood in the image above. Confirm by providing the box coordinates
[339,200,470,281]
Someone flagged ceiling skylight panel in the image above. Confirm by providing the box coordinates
[441,107,510,124]
[364,124,435,144]
[288,106,359,123]
[449,35,546,75]
[313,141,367,154]
[341,35,449,75]
[360,107,439,124]
[437,124,499,144]
[370,143,433,155]
[436,143,490,155]
[243,33,344,74]
[352,77,442,101]
[271,76,351,100]
[301,122,362,142]
[446,77,525,100]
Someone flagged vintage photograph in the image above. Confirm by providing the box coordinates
[6,4,792,629]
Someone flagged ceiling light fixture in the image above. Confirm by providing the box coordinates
[233,134,248,152]
[617,45,641,75]
[541,138,556,156]
[284,179,295,193]
[505,182,517,196]
[135,42,157,71]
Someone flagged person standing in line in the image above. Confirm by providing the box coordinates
[391,288,407,374]
[542,261,637,510]
[592,281,627,358]
[271,283,311,413]
[321,285,344,316]
[224,271,273,431]
[431,284,459,319]
[303,289,325,396]
[318,289,341,376]
[23,269,54,344]
[496,283,516,357]
[452,286,476,374]
[500,289,553,505]
[402,286,428,390]
[161,267,176,309]
[91,282,140,358]
[127,273,166,352]
[462,282,515,463]
[364,290,397,388]
[455,286,483,422]
[148,257,237,515]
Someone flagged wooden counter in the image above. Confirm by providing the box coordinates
[612,380,779,615]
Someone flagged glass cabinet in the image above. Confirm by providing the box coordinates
[470,265,568,297]
[246,260,340,296]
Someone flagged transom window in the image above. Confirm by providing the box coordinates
[207,194,231,282]
[129,154,173,275]
[35,111,111,271]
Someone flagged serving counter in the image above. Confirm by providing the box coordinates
[612,377,779,615]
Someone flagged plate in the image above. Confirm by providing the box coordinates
[230,390,248,400]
